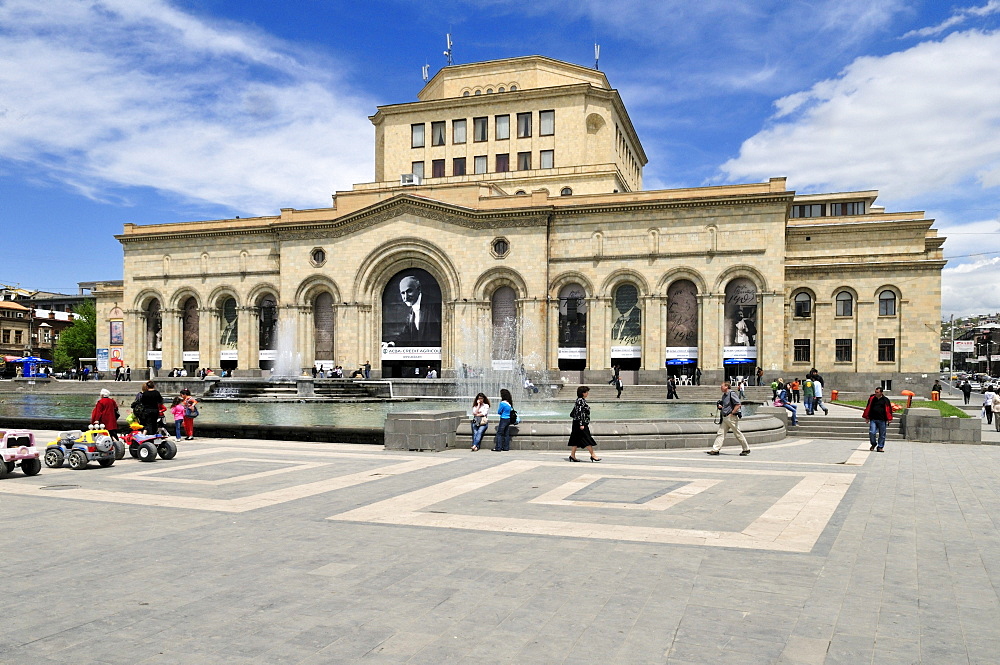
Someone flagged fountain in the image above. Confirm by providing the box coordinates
[451,314,551,402]
[269,318,303,380]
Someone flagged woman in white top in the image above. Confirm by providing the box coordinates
[470,393,490,451]
[990,388,1000,432]
[984,386,997,426]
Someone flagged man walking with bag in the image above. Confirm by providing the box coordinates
[707,382,750,456]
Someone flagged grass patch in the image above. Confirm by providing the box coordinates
[836,399,970,418]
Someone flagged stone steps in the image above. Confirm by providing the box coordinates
[792,416,904,440]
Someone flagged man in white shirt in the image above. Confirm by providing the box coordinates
[813,379,830,415]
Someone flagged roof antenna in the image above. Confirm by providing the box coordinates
[594,43,600,70]
[443,33,453,66]
[422,63,430,82]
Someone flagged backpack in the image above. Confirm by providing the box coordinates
[130,393,142,413]
[508,408,518,425]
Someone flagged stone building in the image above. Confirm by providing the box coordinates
[99,56,945,390]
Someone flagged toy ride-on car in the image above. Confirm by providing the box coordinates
[121,426,176,462]
[44,427,117,470]
[0,430,42,478]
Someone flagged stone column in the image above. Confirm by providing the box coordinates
[124,310,144,371]
[547,297,560,371]
[238,305,259,373]
[700,292,722,372]
[161,308,182,370]
[591,296,609,371]
[760,292,784,373]
[200,306,219,371]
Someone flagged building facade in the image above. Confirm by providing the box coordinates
[100,56,945,390]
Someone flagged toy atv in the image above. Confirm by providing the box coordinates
[44,428,117,470]
[0,430,42,478]
[121,429,176,462]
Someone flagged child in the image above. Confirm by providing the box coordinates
[169,397,185,442]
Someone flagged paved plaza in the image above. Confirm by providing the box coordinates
[2,424,1000,664]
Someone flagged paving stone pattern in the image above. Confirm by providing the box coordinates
[1,428,999,664]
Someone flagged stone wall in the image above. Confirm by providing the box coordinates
[899,407,982,444]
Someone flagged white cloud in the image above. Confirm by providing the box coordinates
[720,30,1000,200]
[903,0,1000,38]
[0,0,374,214]
[942,256,1000,317]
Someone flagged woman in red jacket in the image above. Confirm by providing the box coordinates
[862,387,893,452]
[90,388,121,440]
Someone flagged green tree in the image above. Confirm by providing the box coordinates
[53,300,97,371]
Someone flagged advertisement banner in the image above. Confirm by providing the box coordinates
[724,278,757,348]
[380,343,442,361]
[182,351,200,362]
[723,346,757,360]
[954,340,975,353]
[97,348,109,372]
[940,351,952,361]
[558,347,587,360]
[110,347,123,366]
[259,349,277,361]
[220,349,238,361]
[491,359,515,371]
[109,320,124,345]
[665,346,698,360]
[146,350,162,361]
[610,345,642,358]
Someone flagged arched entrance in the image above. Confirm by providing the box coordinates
[723,278,758,381]
[181,296,199,375]
[666,280,698,380]
[313,292,335,373]
[558,283,587,371]
[145,299,162,373]
[219,297,238,373]
[610,283,641,371]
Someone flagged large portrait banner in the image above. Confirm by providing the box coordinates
[723,278,758,360]
[611,284,642,358]
[381,268,442,360]
[558,283,587,359]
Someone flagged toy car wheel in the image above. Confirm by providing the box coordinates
[94,435,114,453]
[44,448,65,468]
[0,460,8,479]
[4,461,13,474]
[98,458,115,468]
[158,440,178,460]
[113,440,126,460]
[20,458,42,476]
[68,450,88,470]
[128,444,140,459]
[138,441,158,462]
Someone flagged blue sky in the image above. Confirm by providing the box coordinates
[2,0,999,317]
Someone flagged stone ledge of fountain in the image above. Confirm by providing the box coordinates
[447,414,786,450]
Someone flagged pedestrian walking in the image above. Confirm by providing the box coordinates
[984,386,997,426]
[470,393,490,451]
[568,385,600,462]
[790,378,801,403]
[125,365,131,381]
[666,376,678,400]
[863,387,893,451]
[961,380,973,405]
[707,382,750,456]
[615,375,624,399]
[803,377,815,415]
[492,388,514,452]
[755,366,763,386]
[694,366,702,386]
[813,379,830,415]
[991,389,1000,432]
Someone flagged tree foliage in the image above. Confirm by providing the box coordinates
[53,300,97,370]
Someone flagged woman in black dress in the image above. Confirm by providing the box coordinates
[568,385,600,462]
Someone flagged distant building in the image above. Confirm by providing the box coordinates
[100,56,945,390]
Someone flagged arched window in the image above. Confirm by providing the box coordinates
[560,187,573,196]
[145,299,162,352]
[182,297,199,354]
[314,292,334,365]
[259,296,277,351]
[491,286,517,360]
[835,291,853,317]
[794,292,811,318]
[879,290,897,316]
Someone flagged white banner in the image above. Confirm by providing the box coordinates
[940,351,952,360]
[259,350,277,361]
[182,351,200,362]
[146,351,162,361]
[491,359,516,371]
[611,345,642,359]
[723,346,757,360]
[954,340,975,353]
[220,349,238,361]
[380,343,442,361]
[313,359,334,369]
[558,347,587,360]
[96,348,109,372]
[665,346,698,360]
